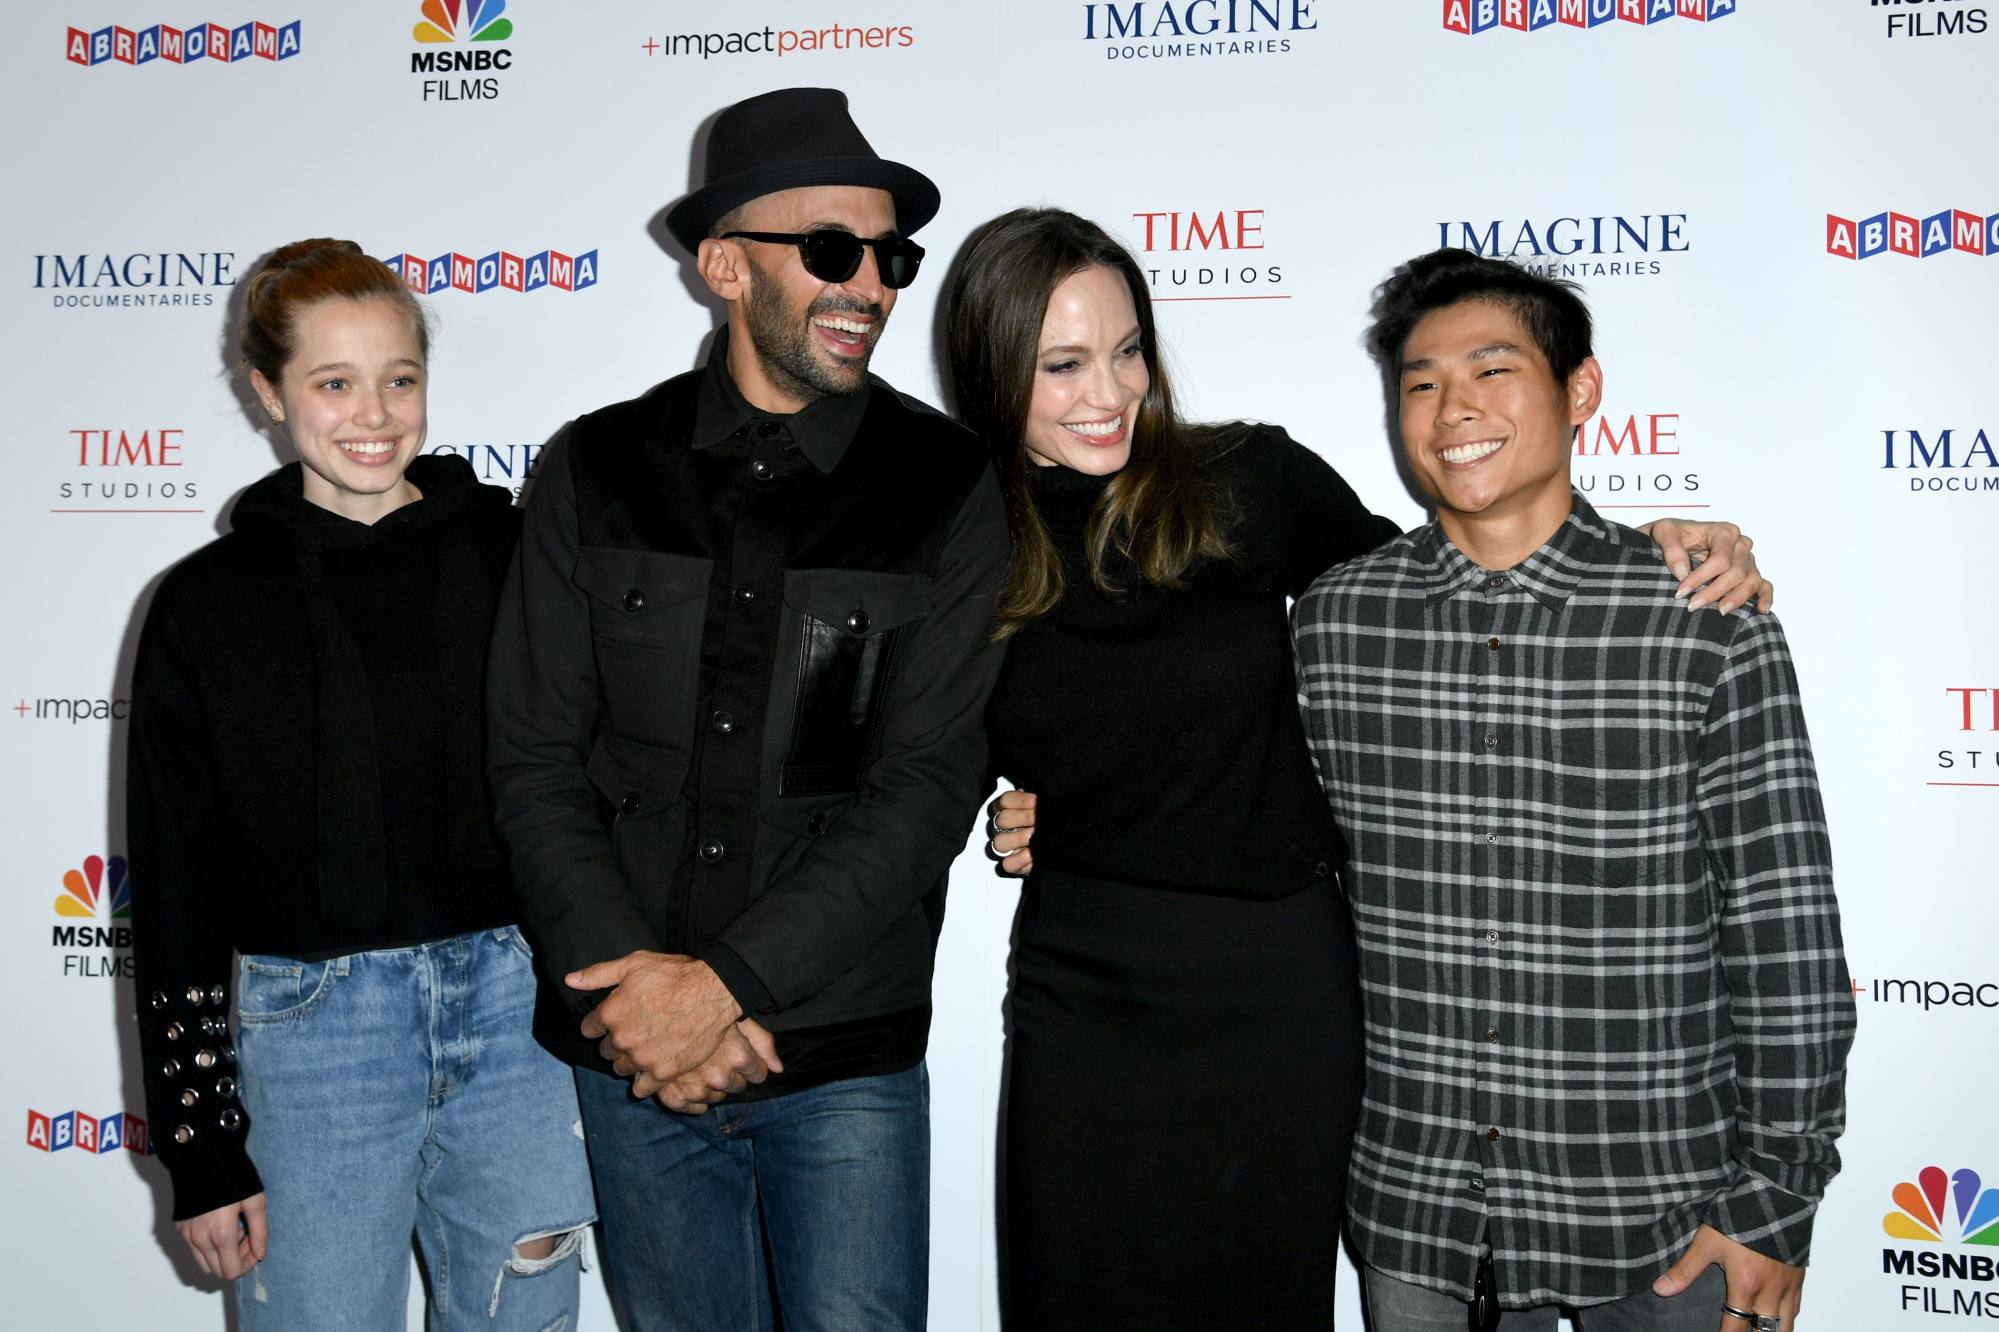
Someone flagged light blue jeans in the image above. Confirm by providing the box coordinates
[574,1061,930,1332]
[233,927,596,1331]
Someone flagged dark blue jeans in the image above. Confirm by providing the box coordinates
[575,1061,929,1332]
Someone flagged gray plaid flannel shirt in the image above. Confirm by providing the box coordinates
[1293,494,1854,1309]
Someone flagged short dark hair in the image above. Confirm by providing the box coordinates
[1366,248,1594,381]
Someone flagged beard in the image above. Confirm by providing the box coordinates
[741,255,886,404]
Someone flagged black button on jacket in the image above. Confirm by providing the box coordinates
[488,340,1008,1088]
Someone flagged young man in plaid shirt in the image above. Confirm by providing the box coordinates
[1295,250,1854,1332]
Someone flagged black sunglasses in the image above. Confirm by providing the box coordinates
[722,230,925,289]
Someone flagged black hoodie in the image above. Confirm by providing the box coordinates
[128,454,521,1220]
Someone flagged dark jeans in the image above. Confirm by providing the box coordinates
[576,1061,929,1332]
[1366,1262,1728,1331]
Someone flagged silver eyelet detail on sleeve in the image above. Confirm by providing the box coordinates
[173,1124,194,1145]
[215,1077,237,1098]
[218,1109,243,1131]
[149,991,169,1010]
[183,985,204,1006]
[194,1049,217,1069]
[161,1060,181,1079]
[180,1089,200,1107]
[165,1023,184,1041]
[208,985,225,1005]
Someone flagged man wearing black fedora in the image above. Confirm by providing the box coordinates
[487,87,1006,1328]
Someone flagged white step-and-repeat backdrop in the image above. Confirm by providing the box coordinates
[2,0,1991,1326]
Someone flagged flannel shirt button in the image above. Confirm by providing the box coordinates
[1485,833,1497,845]
[1487,636,1501,650]
[1487,575,1506,590]
[1485,929,1500,944]
[1486,1029,1501,1043]
[1483,734,1499,750]
[1486,1127,1501,1143]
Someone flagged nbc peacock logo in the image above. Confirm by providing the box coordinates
[409,0,515,102]
[50,854,135,979]
[54,854,130,922]
[1886,1166,1999,1247]
[413,0,511,43]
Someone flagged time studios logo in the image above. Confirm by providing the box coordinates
[1934,685,1999,786]
[55,426,204,514]
[1131,209,1284,302]
[1882,1166,1999,1317]
[410,0,515,102]
[1572,409,1702,508]
[1437,213,1688,279]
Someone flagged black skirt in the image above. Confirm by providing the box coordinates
[1001,869,1364,1330]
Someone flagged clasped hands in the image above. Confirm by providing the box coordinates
[567,951,782,1114]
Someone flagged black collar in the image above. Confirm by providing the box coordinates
[691,326,872,474]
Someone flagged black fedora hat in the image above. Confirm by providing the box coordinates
[664,87,940,253]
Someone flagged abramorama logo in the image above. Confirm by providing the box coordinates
[1445,0,1736,32]
[26,1109,150,1155]
[1883,1166,1999,1317]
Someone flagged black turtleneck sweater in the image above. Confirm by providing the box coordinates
[986,426,1400,897]
[128,454,521,1220]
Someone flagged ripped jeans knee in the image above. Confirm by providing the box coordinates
[488,1223,588,1322]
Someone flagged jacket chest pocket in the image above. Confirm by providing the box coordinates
[780,569,931,797]
[572,547,712,756]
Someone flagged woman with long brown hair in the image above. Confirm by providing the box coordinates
[946,208,1769,1328]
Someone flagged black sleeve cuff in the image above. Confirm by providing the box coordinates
[166,1144,265,1223]
[701,942,775,1018]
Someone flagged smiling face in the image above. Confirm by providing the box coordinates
[1023,265,1150,475]
[250,295,427,524]
[702,184,900,412]
[1398,297,1601,562]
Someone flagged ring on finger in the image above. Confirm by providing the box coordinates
[1721,1309,1755,1326]
[987,836,1009,861]
[1751,1318,1782,1332]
